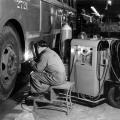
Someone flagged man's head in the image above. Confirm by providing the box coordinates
[34,40,48,57]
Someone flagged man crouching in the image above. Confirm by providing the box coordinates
[29,40,67,94]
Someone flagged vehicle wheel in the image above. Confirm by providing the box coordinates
[107,86,120,108]
[0,26,20,101]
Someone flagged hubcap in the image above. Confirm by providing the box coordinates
[1,45,17,89]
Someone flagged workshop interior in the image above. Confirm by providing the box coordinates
[76,0,120,108]
[1,0,120,117]
[69,0,120,108]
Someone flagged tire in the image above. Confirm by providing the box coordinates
[107,86,120,108]
[0,26,20,101]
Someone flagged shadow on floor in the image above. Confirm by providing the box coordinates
[0,99,22,120]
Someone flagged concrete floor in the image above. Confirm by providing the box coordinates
[0,96,120,120]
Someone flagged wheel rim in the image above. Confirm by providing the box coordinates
[1,45,18,89]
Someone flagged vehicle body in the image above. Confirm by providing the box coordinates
[0,0,77,100]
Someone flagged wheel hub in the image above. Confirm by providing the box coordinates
[1,45,17,88]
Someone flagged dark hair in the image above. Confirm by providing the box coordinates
[33,40,48,59]
[37,40,48,47]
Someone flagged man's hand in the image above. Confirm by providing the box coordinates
[28,59,36,67]
[28,58,33,63]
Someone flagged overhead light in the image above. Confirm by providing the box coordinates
[107,0,112,6]
[105,0,112,10]
[91,6,100,17]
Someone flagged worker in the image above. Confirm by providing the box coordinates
[29,40,67,94]
[78,32,87,39]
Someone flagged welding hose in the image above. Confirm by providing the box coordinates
[96,50,109,99]
[110,40,120,81]
[70,50,77,76]
[20,85,33,112]
[69,50,80,97]
[95,40,120,100]
[116,41,120,80]
[95,42,109,100]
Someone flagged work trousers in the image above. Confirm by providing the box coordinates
[30,71,64,93]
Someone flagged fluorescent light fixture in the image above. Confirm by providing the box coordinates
[91,6,100,17]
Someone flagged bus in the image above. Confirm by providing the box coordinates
[0,0,77,101]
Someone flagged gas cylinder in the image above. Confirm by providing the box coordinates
[61,23,72,68]
[61,23,72,78]
[61,23,72,41]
